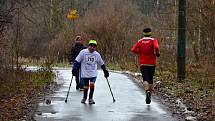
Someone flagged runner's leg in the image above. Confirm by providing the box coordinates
[89,77,96,104]
[81,78,89,103]
[141,66,150,91]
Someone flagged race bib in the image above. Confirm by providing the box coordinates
[85,55,96,70]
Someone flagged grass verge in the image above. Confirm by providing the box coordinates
[0,67,55,120]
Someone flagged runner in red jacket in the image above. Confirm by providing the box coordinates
[131,28,160,104]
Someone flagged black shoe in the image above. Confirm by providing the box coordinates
[89,99,95,104]
[81,98,86,104]
[76,85,79,90]
[145,91,151,104]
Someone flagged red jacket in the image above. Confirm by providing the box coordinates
[131,37,160,65]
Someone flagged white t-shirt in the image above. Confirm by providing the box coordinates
[75,48,104,78]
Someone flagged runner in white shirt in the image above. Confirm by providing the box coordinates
[72,40,109,104]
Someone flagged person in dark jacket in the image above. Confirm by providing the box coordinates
[70,36,86,90]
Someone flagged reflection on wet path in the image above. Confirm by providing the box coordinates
[34,68,178,121]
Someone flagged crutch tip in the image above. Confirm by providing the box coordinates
[65,100,67,103]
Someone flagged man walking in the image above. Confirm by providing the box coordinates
[131,28,160,104]
[72,39,109,104]
[69,36,86,90]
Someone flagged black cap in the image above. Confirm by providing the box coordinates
[143,28,152,37]
[143,28,151,33]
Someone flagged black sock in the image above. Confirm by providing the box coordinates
[83,88,88,99]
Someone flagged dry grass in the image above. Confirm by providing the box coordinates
[156,50,215,121]
[0,67,55,120]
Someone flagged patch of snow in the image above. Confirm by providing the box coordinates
[134,73,141,76]
[185,116,197,121]
[176,98,196,120]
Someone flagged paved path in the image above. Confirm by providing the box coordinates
[34,68,178,121]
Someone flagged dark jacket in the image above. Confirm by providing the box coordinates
[69,43,86,63]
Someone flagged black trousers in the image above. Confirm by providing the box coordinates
[75,69,80,88]
[140,65,155,84]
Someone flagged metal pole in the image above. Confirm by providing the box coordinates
[177,0,186,81]
[65,76,73,103]
[106,78,116,103]
[71,0,76,36]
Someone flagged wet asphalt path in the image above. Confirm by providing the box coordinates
[34,68,178,121]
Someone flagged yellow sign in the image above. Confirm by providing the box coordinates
[67,10,79,19]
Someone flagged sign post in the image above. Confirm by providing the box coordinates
[177,0,186,81]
